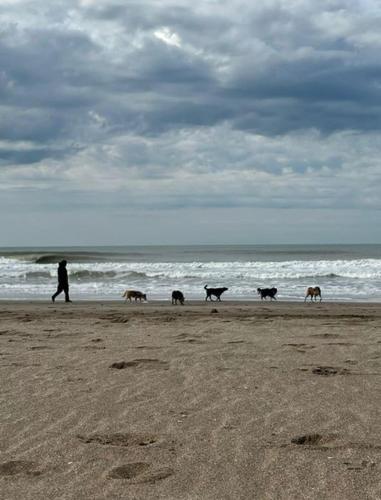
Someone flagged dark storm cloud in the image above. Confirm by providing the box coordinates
[78,0,381,135]
[0,147,69,166]
[1,0,381,155]
[85,2,230,37]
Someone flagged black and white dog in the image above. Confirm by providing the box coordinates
[257,287,277,300]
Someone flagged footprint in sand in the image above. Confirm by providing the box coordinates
[312,366,351,376]
[311,333,341,339]
[175,337,204,344]
[326,342,355,346]
[110,359,169,370]
[107,462,173,482]
[135,345,161,350]
[78,432,158,447]
[291,434,337,447]
[108,462,149,479]
[283,343,316,349]
[161,316,176,323]
[101,314,129,324]
[344,460,376,471]
[0,460,41,476]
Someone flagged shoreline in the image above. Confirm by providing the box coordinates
[1,298,381,307]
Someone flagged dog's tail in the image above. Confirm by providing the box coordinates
[204,285,208,290]
[122,290,127,297]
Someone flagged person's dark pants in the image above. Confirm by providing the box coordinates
[52,285,70,302]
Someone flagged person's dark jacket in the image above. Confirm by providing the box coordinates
[58,262,68,286]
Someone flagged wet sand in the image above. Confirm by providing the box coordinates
[0,300,381,499]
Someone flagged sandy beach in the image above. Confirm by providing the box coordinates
[1,300,381,499]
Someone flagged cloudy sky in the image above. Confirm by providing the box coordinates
[1,0,381,245]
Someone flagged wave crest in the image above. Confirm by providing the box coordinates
[25,271,52,280]
[35,253,108,264]
[70,270,118,281]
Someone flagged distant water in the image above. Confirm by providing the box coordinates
[0,244,381,302]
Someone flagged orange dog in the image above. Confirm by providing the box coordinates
[122,290,147,302]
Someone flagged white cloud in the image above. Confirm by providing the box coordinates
[154,27,182,47]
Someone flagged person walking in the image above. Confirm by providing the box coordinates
[51,260,72,303]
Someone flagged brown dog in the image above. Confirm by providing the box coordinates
[122,290,147,302]
[304,286,322,302]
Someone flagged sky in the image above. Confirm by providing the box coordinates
[1,0,381,245]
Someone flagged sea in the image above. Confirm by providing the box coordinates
[0,244,381,302]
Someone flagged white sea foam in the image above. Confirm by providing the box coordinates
[1,255,381,301]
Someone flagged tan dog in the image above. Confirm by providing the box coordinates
[304,286,322,302]
[122,290,147,302]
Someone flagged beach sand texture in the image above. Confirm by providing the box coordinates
[1,301,381,499]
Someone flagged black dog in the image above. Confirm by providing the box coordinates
[257,287,277,300]
[172,290,185,305]
[204,285,228,301]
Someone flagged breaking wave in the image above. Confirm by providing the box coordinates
[25,271,52,281]
[34,253,113,264]
[70,270,118,280]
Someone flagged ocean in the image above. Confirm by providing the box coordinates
[0,244,381,302]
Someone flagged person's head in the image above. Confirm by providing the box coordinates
[59,260,67,267]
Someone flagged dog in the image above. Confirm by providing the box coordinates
[204,285,228,301]
[257,287,277,300]
[172,290,185,305]
[122,290,147,302]
[304,286,322,302]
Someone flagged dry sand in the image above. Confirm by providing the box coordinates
[0,300,381,499]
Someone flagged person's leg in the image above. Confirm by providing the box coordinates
[64,286,71,303]
[52,285,63,303]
